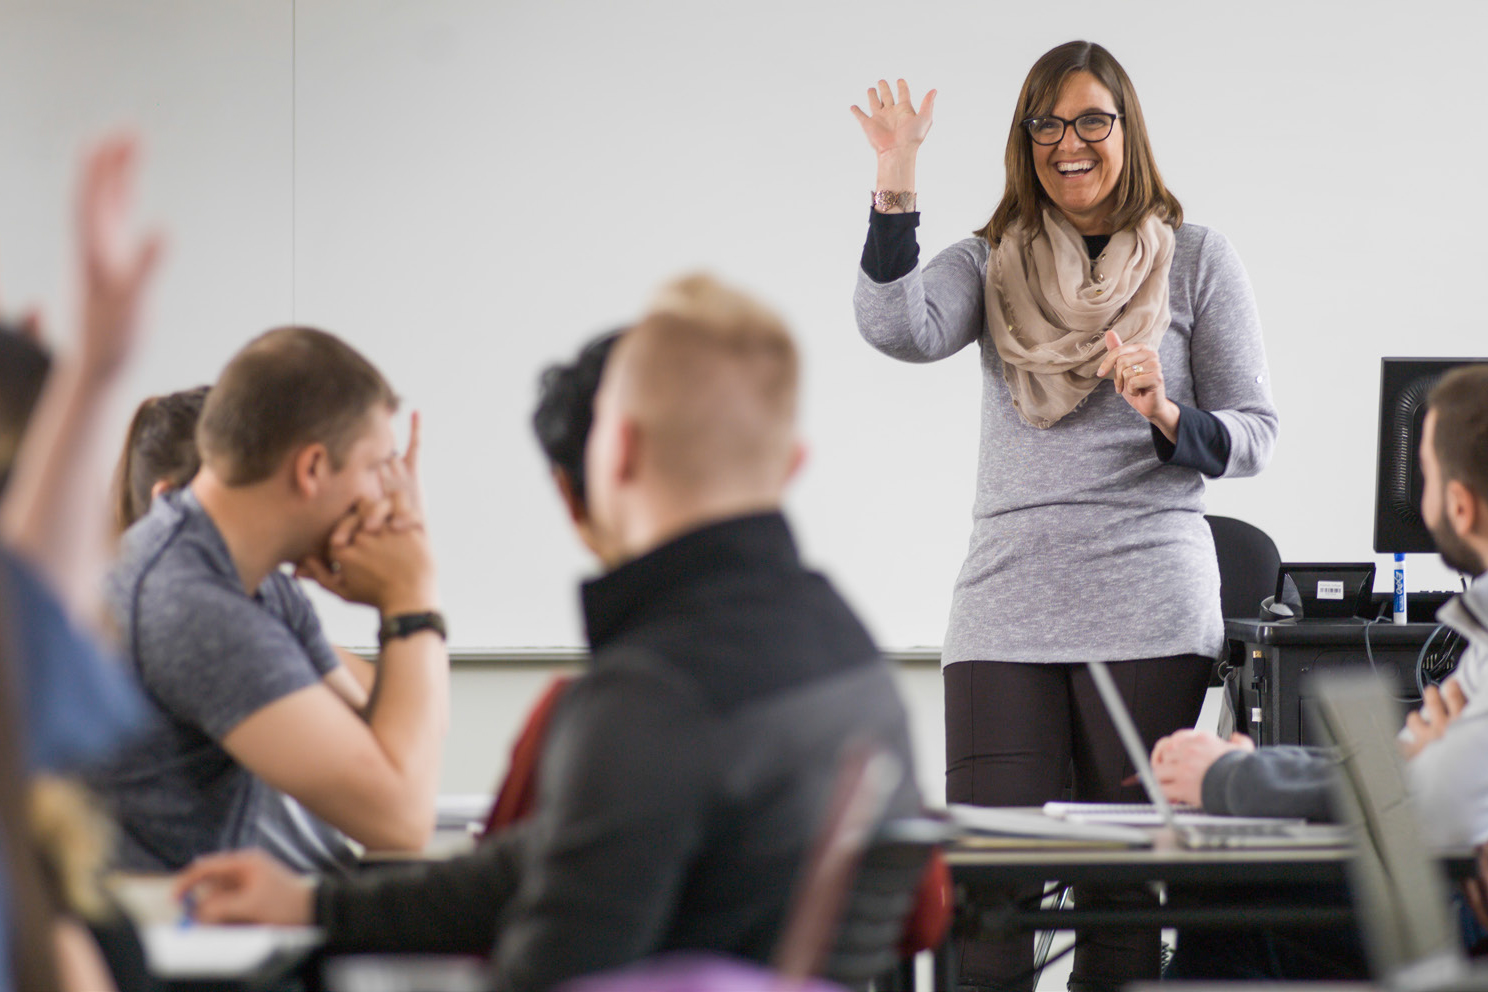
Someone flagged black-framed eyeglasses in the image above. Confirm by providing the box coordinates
[1021,112,1121,146]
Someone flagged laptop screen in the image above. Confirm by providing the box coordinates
[1307,672,1465,988]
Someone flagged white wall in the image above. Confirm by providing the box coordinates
[1,0,1482,653]
[4,0,1475,813]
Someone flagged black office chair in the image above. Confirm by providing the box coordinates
[1205,515,1281,734]
[1206,514,1281,622]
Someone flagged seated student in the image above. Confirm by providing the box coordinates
[531,330,622,558]
[1152,363,1488,977]
[113,386,209,532]
[479,329,624,835]
[0,134,162,992]
[88,326,449,870]
[1400,364,1488,847]
[1151,364,1488,833]
[175,275,924,992]
[111,385,371,873]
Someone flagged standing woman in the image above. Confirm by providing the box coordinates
[850,42,1277,991]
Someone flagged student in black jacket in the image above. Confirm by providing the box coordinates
[174,274,923,992]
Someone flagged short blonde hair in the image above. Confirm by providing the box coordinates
[608,274,798,491]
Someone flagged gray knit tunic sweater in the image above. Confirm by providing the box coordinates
[854,223,1278,665]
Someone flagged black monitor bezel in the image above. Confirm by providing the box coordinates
[1373,357,1488,554]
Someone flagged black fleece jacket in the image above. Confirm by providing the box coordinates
[315,512,921,992]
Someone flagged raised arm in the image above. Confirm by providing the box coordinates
[0,134,164,618]
[851,78,935,206]
[850,80,984,363]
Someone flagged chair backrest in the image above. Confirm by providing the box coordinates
[481,675,573,836]
[1206,514,1281,621]
[771,742,945,988]
[772,742,904,983]
[819,819,948,987]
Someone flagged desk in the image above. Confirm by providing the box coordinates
[1225,619,1446,746]
[939,836,1474,990]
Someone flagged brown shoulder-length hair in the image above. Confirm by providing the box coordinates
[976,41,1182,245]
[112,385,211,534]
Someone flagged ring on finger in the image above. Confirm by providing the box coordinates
[1131,364,1145,374]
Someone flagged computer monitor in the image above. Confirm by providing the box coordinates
[1373,357,1488,554]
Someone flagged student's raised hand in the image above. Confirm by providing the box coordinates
[174,849,314,926]
[1150,729,1254,808]
[1400,677,1467,760]
[76,133,165,382]
[851,79,936,159]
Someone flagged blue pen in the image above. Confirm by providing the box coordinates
[178,888,196,929]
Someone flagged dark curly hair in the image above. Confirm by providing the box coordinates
[531,330,624,506]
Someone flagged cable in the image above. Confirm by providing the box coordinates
[1032,884,1071,982]
[1407,571,1471,696]
[1017,931,1083,991]
[1414,623,1448,699]
[1361,618,1417,702]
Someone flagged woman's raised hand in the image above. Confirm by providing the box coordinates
[851,79,936,159]
[1098,330,1180,442]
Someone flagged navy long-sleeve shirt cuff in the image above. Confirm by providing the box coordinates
[861,209,921,284]
[1153,401,1231,477]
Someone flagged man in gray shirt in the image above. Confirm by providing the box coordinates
[90,327,448,870]
[1150,365,1488,838]
[1152,365,1488,977]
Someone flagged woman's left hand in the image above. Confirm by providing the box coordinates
[1097,330,1179,441]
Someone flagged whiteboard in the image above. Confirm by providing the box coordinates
[1,0,1483,650]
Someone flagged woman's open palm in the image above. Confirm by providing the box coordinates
[851,79,936,156]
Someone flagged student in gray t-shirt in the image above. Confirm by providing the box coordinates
[111,386,367,873]
[90,326,448,871]
[96,488,357,870]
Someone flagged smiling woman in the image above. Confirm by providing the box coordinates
[849,39,1278,992]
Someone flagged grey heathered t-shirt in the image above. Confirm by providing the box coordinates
[854,223,1278,665]
[90,487,351,871]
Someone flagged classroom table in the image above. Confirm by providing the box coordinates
[938,830,1475,990]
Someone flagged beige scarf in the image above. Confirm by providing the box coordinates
[986,208,1175,428]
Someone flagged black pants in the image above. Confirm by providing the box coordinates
[944,656,1212,992]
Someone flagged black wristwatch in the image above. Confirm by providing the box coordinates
[378,610,447,648]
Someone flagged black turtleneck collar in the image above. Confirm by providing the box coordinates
[582,511,797,650]
[578,510,878,713]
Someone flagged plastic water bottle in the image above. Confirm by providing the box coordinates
[1393,552,1407,624]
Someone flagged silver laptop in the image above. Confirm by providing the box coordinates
[1309,671,1488,992]
[1078,661,1353,850]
